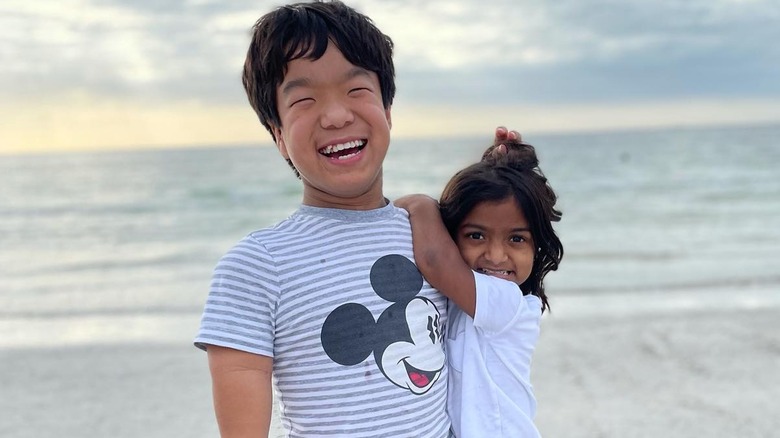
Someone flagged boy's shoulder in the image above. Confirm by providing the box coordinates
[216,204,414,280]
[262,203,410,229]
[236,203,410,249]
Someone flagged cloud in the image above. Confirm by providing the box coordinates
[375,0,780,104]
[2,0,778,105]
[0,0,257,103]
[1,0,778,153]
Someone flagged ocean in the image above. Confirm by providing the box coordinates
[1,123,779,437]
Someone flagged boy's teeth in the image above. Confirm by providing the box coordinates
[335,151,359,160]
[321,140,364,155]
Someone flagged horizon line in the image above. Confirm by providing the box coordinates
[3,119,778,158]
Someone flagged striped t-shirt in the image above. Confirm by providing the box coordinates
[195,203,450,437]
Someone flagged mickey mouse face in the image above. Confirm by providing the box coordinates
[376,296,443,393]
[321,254,445,395]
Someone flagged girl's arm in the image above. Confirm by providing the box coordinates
[395,194,477,317]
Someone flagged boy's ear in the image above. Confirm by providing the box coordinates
[272,126,290,159]
[385,106,392,129]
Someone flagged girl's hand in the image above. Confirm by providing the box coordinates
[394,194,438,213]
[494,126,522,144]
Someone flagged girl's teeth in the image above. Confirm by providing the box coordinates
[481,268,511,276]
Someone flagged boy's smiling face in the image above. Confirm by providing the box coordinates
[273,42,392,210]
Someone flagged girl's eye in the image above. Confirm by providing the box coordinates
[466,232,484,240]
[510,235,527,243]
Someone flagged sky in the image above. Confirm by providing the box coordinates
[1,0,779,154]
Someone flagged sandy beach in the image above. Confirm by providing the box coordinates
[2,287,777,438]
[533,291,780,437]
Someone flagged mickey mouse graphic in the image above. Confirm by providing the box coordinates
[321,254,445,394]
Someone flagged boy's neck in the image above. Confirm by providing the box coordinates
[302,190,389,211]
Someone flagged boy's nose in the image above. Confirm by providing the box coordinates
[320,99,354,129]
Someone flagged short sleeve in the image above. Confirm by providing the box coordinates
[472,271,537,334]
[194,235,281,357]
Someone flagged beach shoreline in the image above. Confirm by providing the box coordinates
[2,289,778,438]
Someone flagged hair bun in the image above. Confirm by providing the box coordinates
[481,139,539,171]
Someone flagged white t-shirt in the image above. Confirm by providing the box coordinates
[447,271,542,438]
[195,204,450,437]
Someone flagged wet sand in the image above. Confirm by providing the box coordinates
[2,289,778,437]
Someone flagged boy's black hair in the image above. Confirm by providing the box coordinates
[243,1,395,170]
[438,140,564,312]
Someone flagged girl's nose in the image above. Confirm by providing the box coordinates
[484,241,507,264]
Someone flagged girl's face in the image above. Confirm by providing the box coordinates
[455,197,535,286]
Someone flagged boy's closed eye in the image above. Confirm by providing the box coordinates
[290,97,314,107]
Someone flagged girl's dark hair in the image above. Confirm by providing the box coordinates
[439,140,563,312]
[242,0,395,142]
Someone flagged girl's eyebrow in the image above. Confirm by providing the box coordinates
[461,222,530,230]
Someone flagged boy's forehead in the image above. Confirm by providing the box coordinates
[284,38,319,59]
[277,41,323,84]
[279,42,368,84]
[285,36,341,61]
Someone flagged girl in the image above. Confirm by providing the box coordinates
[395,139,563,437]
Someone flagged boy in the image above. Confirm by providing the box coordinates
[194,1,521,436]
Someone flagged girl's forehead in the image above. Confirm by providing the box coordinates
[464,198,529,228]
[473,197,522,213]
